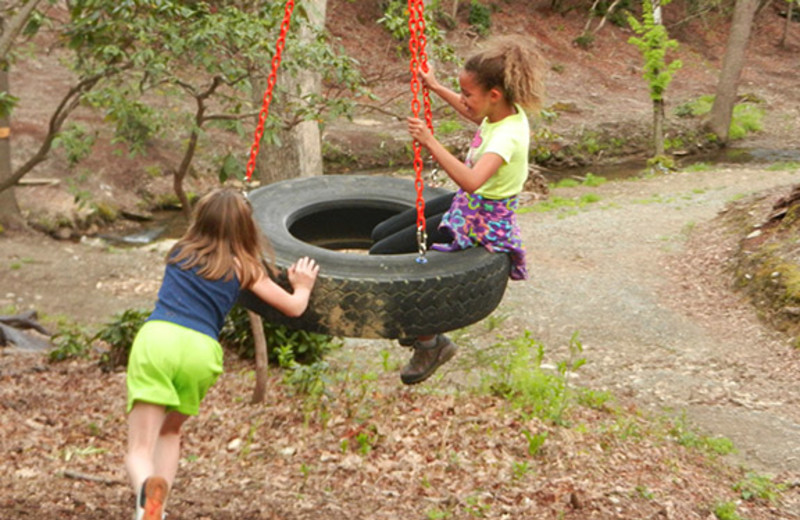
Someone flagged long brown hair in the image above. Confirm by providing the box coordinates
[464,35,546,112]
[168,188,273,288]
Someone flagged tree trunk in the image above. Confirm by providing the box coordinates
[0,0,46,230]
[707,0,759,144]
[256,0,326,185]
[653,98,665,157]
[780,0,794,47]
[0,61,22,229]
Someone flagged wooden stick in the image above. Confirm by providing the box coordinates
[63,470,119,486]
[247,310,269,404]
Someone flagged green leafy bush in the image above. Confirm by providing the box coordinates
[49,326,93,362]
[221,305,342,366]
[484,330,585,424]
[95,309,150,370]
[468,0,492,35]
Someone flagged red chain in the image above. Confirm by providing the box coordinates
[245,0,295,183]
[408,0,433,259]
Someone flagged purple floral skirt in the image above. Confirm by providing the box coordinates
[431,189,528,280]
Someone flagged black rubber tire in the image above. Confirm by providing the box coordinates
[239,175,510,339]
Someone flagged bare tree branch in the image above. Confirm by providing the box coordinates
[0,64,130,192]
[0,0,44,58]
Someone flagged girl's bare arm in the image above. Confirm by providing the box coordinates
[408,117,502,193]
[421,68,481,125]
[248,257,319,317]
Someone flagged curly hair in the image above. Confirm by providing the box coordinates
[463,35,546,112]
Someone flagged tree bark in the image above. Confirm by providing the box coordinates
[0,62,21,229]
[654,98,665,156]
[0,0,46,229]
[707,0,759,144]
[256,0,326,185]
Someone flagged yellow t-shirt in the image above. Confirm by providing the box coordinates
[465,104,530,199]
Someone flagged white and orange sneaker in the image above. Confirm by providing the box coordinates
[134,476,169,520]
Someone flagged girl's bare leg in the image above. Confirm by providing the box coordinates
[126,402,167,491]
[153,411,190,488]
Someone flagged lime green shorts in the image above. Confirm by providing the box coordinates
[126,320,223,416]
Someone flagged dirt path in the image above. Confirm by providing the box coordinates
[501,165,800,478]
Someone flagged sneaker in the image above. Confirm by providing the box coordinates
[134,476,169,520]
[400,334,457,385]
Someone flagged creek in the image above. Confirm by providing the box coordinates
[107,146,800,245]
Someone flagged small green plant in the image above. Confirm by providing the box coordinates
[377,0,456,64]
[95,308,150,369]
[512,460,531,479]
[49,326,93,362]
[713,501,744,520]
[468,0,492,35]
[53,123,96,166]
[582,173,607,187]
[521,429,548,456]
[0,90,19,118]
[733,472,786,503]
[728,103,764,140]
[576,388,612,410]
[437,119,464,135]
[486,331,585,424]
[280,354,332,398]
[675,94,764,140]
[573,33,594,49]
[669,414,735,456]
[464,494,491,516]
[675,94,714,117]
[376,0,409,41]
[426,508,451,520]
[354,426,380,455]
[635,485,655,500]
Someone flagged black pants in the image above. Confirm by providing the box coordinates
[369,192,455,255]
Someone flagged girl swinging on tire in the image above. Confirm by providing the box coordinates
[372,35,546,385]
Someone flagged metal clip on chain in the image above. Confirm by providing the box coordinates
[427,156,440,187]
[415,225,428,264]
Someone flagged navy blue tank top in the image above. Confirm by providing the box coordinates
[148,258,241,340]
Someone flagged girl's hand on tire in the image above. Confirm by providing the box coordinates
[288,257,319,291]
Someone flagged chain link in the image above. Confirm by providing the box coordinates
[408,0,436,262]
[245,0,295,184]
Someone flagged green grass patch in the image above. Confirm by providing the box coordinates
[675,94,764,140]
[682,162,713,173]
[523,193,602,214]
[765,161,800,172]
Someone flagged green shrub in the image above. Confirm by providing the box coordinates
[468,0,492,35]
[221,305,342,366]
[733,472,787,503]
[95,308,150,370]
[49,326,93,362]
[728,103,764,140]
[485,330,585,424]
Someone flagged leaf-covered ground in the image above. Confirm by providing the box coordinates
[1,349,797,519]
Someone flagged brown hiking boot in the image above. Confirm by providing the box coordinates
[400,334,457,385]
[135,476,169,520]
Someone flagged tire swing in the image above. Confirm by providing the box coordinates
[239,0,510,339]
